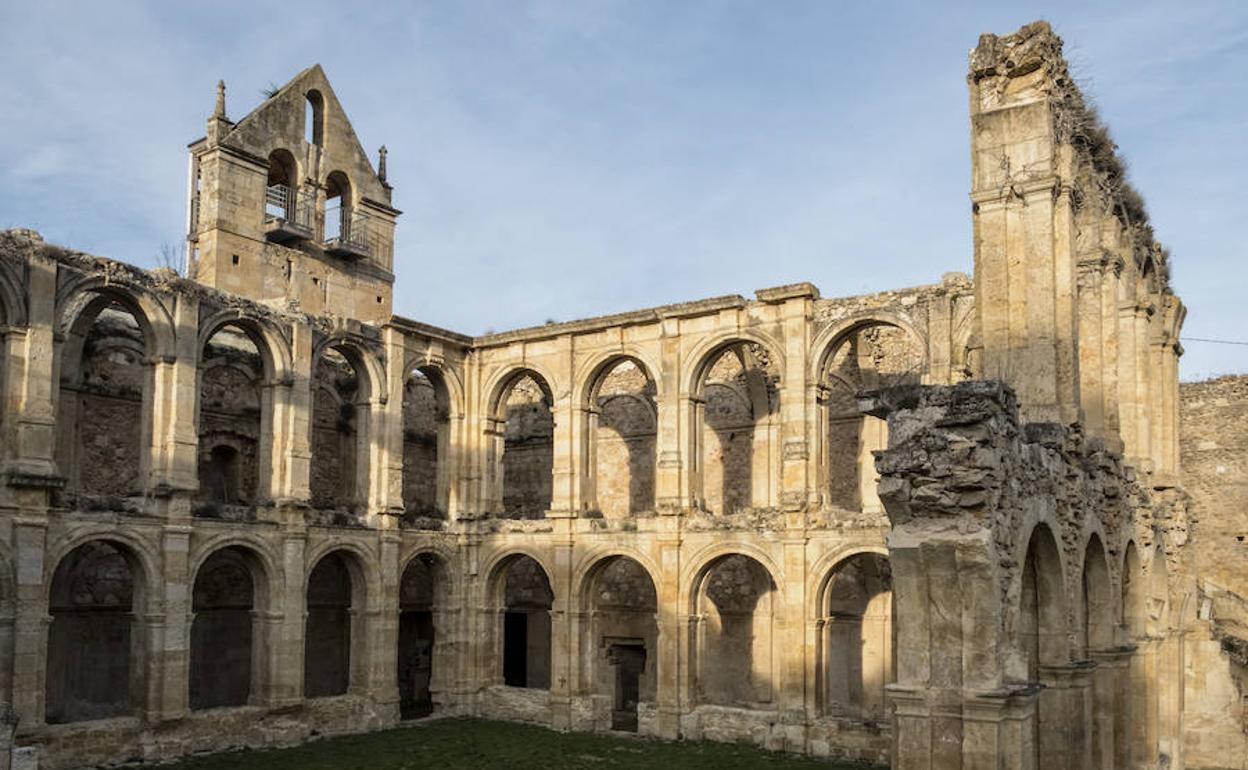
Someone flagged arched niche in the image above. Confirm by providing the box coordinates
[584,358,657,518]
[197,323,266,512]
[189,546,267,709]
[487,554,554,689]
[304,550,363,698]
[397,552,452,717]
[691,554,777,706]
[56,297,151,499]
[817,552,894,722]
[1017,523,1071,765]
[580,555,658,732]
[692,342,780,515]
[46,540,146,724]
[818,322,923,514]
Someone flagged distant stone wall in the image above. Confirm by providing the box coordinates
[1180,375,1248,767]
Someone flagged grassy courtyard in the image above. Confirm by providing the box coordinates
[160,718,880,770]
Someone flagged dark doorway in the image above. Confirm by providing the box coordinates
[398,610,434,718]
[503,611,528,686]
[610,643,646,732]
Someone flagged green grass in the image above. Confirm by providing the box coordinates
[160,718,879,770]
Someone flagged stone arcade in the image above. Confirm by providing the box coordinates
[0,20,1244,770]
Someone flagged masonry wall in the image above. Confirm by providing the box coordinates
[1179,375,1248,767]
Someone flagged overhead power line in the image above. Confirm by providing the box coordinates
[1183,337,1248,347]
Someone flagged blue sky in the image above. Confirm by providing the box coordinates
[2,1,1245,380]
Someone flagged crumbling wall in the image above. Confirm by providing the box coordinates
[402,372,440,516]
[701,345,778,515]
[869,380,1157,768]
[1179,375,1248,766]
[197,329,263,508]
[72,310,145,497]
[310,351,359,511]
[593,361,656,517]
[501,375,553,517]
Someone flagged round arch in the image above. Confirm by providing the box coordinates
[810,312,927,386]
[680,542,783,611]
[571,549,664,610]
[401,355,466,419]
[483,364,559,420]
[683,330,786,398]
[310,336,385,403]
[574,349,661,409]
[198,311,293,383]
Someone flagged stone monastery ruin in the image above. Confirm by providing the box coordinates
[0,20,1244,770]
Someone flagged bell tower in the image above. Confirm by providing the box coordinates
[185,65,399,323]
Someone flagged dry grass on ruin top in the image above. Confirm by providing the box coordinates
[158,718,883,770]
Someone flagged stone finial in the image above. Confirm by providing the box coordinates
[214,80,226,118]
[378,145,388,183]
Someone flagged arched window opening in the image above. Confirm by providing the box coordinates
[324,171,350,242]
[583,556,657,732]
[402,368,450,524]
[264,149,310,238]
[694,555,776,706]
[310,347,365,515]
[398,553,450,718]
[495,556,553,689]
[497,372,553,518]
[305,90,324,147]
[588,360,657,517]
[698,343,779,515]
[189,547,257,710]
[305,552,354,698]
[821,324,923,513]
[46,541,141,723]
[58,302,147,500]
[197,324,263,514]
[819,553,894,722]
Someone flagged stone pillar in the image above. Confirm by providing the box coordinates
[146,525,192,722]
[1091,648,1131,770]
[274,533,307,704]
[653,534,681,738]
[148,294,200,497]
[378,327,408,517]
[1037,663,1094,770]
[10,515,47,727]
[547,530,574,728]
[3,250,58,481]
[755,284,818,513]
[275,322,314,505]
[549,338,577,517]
[653,318,686,511]
[969,22,1083,425]
[366,531,401,712]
